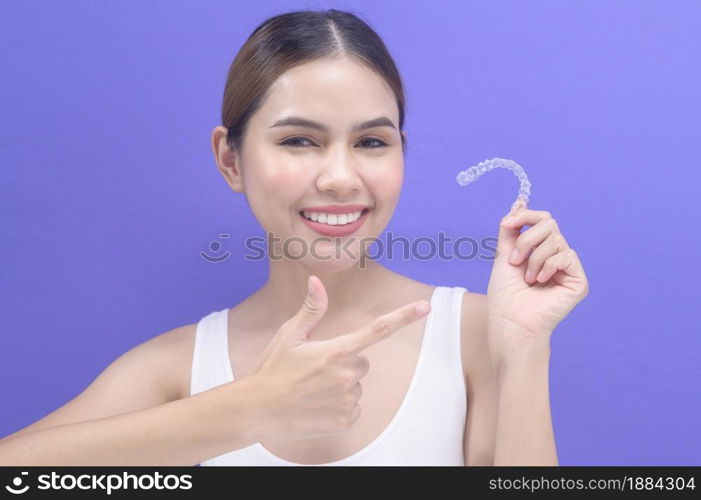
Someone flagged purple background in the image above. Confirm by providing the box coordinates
[1,1,699,465]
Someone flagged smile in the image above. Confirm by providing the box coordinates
[300,209,368,225]
[298,208,370,237]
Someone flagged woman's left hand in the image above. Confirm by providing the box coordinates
[486,200,589,359]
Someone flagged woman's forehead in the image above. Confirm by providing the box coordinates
[257,59,397,122]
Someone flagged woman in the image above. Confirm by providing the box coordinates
[197,7,588,466]
[0,9,588,466]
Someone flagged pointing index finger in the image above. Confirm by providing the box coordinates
[333,301,431,354]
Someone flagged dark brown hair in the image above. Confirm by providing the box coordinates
[222,9,407,154]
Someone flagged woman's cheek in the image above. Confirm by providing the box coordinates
[369,163,403,208]
[244,168,301,231]
[255,160,301,191]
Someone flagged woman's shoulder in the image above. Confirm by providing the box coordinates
[382,270,484,304]
[146,322,199,401]
[390,273,487,382]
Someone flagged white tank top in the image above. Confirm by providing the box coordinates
[190,285,468,466]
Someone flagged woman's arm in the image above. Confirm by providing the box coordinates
[480,205,587,465]
[0,377,266,466]
[491,340,557,465]
[461,293,557,466]
[461,293,498,466]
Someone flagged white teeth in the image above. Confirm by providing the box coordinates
[302,210,363,225]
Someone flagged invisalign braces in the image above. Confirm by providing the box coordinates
[456,157,531,211]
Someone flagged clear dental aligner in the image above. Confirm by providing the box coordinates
[456,157,531,209]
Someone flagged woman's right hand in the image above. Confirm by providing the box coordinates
[244,275,431,441]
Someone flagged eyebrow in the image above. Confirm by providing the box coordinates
[269,116,397,132]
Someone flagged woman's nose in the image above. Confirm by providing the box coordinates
[315,151,362,195]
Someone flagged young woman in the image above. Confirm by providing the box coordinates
[0,9,588,466]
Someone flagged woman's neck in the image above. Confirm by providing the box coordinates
[256,258,393,327]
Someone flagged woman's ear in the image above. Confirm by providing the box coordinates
[211,125,244,193]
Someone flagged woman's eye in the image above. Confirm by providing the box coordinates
[357,137,388,149]
[281,137,315,148]
[280,137,388,149]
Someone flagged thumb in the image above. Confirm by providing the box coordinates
[496,198,528,264]
[280,275,328,343]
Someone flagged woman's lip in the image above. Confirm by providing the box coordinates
[299,209,370,237]
[300,204,369,214]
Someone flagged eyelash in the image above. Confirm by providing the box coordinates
[280,136,389,149]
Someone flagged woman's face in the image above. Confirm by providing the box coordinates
[220,56,405,272]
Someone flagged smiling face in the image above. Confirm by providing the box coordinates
[214,55,406,272]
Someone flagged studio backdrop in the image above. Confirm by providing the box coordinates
[1,0,699,465]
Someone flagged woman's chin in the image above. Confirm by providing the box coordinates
[302,254,363,273]
[266,229,376,272]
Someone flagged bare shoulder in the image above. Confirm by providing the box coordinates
[155,323,198,401]
[117,321,199,402]
[459,291,490,381]
[394,276,490,383]
[96,321,199,403]
[377,270,489,374]
[0,322,199,442]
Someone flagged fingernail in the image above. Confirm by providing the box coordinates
[511,199,527,212]
[525,269,534,282]
[509,248,519,263]
[415,302,430,316]
[503,215,515,226]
